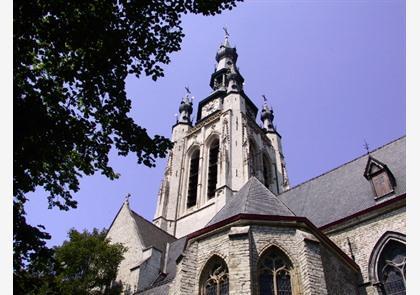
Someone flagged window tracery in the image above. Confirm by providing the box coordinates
[200,256,229,295]
[258,247,293,295]
[377,240,406,294]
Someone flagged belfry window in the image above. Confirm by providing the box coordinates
[207,139,219,199]
[200,256,229,295]
[258,247,292,295]
[187,150,200,208]
[262,155,271,188]
[377,240,406,294]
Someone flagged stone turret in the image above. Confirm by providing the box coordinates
[210,32,244,93]
[261,96,275,132]
[177,92,193,125]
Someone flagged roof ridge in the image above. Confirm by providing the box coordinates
[245,177,296,216]
[243,178,253,212]
[277,197,296,216]
[130,209,176,239]
[279,135,405,196]
[252,177,297,216]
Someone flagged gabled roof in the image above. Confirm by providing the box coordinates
[279,136,405,228]
[363,155,396,186]
[130,210,176,253]
[207,176,295,226]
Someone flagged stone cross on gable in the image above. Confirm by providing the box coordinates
[125,193,131,203]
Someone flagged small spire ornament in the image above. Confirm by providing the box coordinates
[125,193,131,203]
[363,139,370,154]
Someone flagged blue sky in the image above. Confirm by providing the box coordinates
[25,0,405,247]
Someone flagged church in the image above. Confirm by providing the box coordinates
[106,34,406,295]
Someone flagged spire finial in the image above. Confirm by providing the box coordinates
[363,139,370,154]
[223,26,230,39]
[185,86,191,95]
[125,193,131,204]
[262,94,267,102]
[260,94,275,132]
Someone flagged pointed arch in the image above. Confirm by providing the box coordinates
[199,255,229,295]
[257,245,293,295]
[368,231,406,294]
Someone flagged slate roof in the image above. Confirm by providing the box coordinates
[207,176,295,226]
[279,136,406,228]
[130,210,176,253]
[135,136,405,294]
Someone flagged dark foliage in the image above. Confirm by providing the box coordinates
[14,0,241,291]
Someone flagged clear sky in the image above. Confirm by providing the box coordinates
[25,0,405,247]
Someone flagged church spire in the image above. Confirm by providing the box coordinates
[260,95,275,132]
[177,87,193,124]
[210,28,244,93]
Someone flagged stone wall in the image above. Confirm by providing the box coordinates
[320,243,360,294]
[171,223,359,295]
[326,206,406,295]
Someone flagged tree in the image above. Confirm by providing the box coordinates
[17,228,126,295]
[13,0,241,289]
[53,229,126,295]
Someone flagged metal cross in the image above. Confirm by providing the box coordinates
[363,140,370,154]
[223,27,230,38]
[185,86,191,94]
[262,94,267,102]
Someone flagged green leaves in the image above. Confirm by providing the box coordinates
[53,228,126,294]
[14,0,242,291]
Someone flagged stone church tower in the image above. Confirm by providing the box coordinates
[153,34,289,238]
[106,33,405,295]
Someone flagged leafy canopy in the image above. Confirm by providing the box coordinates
[14,0,240,210]
[15,228,127,295]
[54,228,126,294]
[13,0,241,284]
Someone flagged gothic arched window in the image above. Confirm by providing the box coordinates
[187,149,200,208]
[258,247,292,295]
[200,256,229,295]
[207,139,220,199]
[377,240,406,294]
[262,154,272,188]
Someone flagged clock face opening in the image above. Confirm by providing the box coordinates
[202,99,220,118]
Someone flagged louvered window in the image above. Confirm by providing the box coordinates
[207,139,219,199]
[187,150,200,208]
